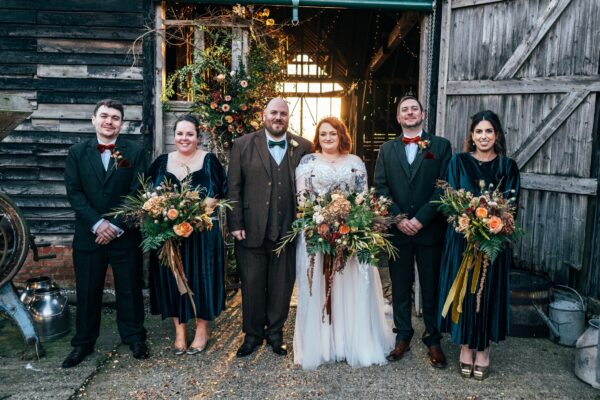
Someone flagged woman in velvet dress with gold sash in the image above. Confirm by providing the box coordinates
[148,115,227,355]
[438,110,520,380]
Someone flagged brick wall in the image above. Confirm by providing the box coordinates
[14,245,114,289]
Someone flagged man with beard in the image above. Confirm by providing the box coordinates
[227,98,312,357]
[374,96,452,369]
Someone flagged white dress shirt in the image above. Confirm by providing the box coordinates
[404,130,423,165]
[265,131,287,165]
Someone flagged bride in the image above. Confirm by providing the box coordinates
[293,117,394,370]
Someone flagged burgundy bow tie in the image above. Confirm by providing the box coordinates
[402,136,421,145]
[96,143,116,153]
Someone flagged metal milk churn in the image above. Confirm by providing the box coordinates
[533,285,586,346]
[22,276,70,341]
[574,319,600,389]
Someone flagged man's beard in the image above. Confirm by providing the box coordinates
[401,119,423,130]
[265,121,287,137]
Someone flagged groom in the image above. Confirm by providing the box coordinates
[63,99,148,368]
[227,98,311,357]
[374,96,451,368]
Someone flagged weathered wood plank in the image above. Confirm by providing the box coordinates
[1,51,139,66]
[512,90,590,168]
[36,12,144,28]
[446,75,600,95]
[37,91,144,104]
[0,0,143,12]
[0,64,37,76]
[0,25,142,40]
[0,131,83,145]
[13,120,142,134]
[0,77,142,92]
[37,38,141,55]
[495,0,573,80]
[0,38,36,51]
[32,104,143,121]
[37,64,144,81]
[435,0,452,136]
[452,0,511,8]
[0,10,35,24]
[10,196,71,208]
[521,172,598,195]
[0,181,67,196]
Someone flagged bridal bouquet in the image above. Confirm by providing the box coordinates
[276,188,400,321]
[107,176,230,315]
[435,180,519,324]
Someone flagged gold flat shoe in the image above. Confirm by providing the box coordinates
[473,365,489,380]
[187,340,209,355]
[460,362,473,378]
[172,346,186,356]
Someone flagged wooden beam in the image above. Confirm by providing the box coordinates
[512,90,590,169]
[37,65,143,81]
[154,3,165,159]
[367,12,418,73]
[521,173,597,195]
[436,0,452,136]
[446,76,600,95]
[495,0,573,80]
[32,104,143,121]
[37,38,141,55]
[164,19,251,28]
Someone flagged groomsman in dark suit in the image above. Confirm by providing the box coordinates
[62,99,148,368]
[374,96,451,368]
[227,98,312,357]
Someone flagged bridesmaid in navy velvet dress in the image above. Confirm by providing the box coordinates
[148,114,227,355]
[438,110,520,380]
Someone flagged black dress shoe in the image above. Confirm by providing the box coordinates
[62,346,94,368]
[130,342,149,360]
[269,341,287,356]
[236,341,261,357]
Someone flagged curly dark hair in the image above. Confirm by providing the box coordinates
[463,110,507,156]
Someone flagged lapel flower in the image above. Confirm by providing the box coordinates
[289,138,299,157]
[418,139,431,151]
[110,149,132,169]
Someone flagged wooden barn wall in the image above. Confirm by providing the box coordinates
[436,0,600,290]
[0,0,154,244]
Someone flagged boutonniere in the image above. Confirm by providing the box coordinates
[289,138,299,157]
[424,150,435,160]
[110,149,132,169]
[418,139,431,151]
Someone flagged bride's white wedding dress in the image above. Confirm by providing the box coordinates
[293,153,395,370]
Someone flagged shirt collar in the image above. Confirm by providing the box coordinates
[264,130,287,144]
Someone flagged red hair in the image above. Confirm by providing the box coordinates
[312,117,352,154]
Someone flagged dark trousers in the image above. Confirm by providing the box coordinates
[236,239,295,344]
[389,243,442,347]
[71,246,146,347]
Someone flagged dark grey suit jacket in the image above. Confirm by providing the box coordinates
[64,137,147,251]
[227,129,312,247]
[374,131,452,246]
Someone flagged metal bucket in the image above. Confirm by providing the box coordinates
[575,319,600,389]
[20,276,56,305]
[27,286,70,341]
[548,285,586,346]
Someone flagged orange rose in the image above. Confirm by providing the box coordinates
[458,216,469,231]
[339,224,350,235]
[488,216,503,234]
[318,223,330,236]
[475,207,488,219]
[167,208,179,220]
[173,222,193,237]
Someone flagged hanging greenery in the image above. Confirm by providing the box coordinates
[164,6,286,162]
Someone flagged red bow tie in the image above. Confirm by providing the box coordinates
[96,143,116,153]
[402,136,421,145]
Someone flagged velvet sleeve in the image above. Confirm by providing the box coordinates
[205,153,227,199]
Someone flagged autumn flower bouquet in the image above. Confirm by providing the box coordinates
[107,176,230,315]
[277,188,400,320]
[435,180,519,324]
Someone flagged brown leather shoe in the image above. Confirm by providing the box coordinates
[386,341,410,362]
[427,345,447,369]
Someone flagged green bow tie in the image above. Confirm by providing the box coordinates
[268,139,286,149]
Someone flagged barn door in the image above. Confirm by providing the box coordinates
[435,0,600,287]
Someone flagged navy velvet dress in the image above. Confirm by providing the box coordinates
[148,153,227,323]
[438,152,520,350]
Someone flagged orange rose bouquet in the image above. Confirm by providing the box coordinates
[435,180,520,323]
[107,175,230,315]
[276,188,401,319]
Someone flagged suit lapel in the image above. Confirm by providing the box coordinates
[86,140,106,184]
[408,131,430,182]
[104,139,126,184]
[254,130,272,178]
[393,137,411,179]
[285,132,296,188]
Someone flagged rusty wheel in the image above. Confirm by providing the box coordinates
[0,192,30,287]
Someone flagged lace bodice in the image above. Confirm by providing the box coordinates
[295,153,368,196]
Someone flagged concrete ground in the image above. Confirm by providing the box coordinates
[0,283,598,400]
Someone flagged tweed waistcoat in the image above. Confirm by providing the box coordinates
[266,153,294,241]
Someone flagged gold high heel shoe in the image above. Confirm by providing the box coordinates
[460,362,473,378]
[473,365,489,380]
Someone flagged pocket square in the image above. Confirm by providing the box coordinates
[117,159,132,168]
[424,151,435,160]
